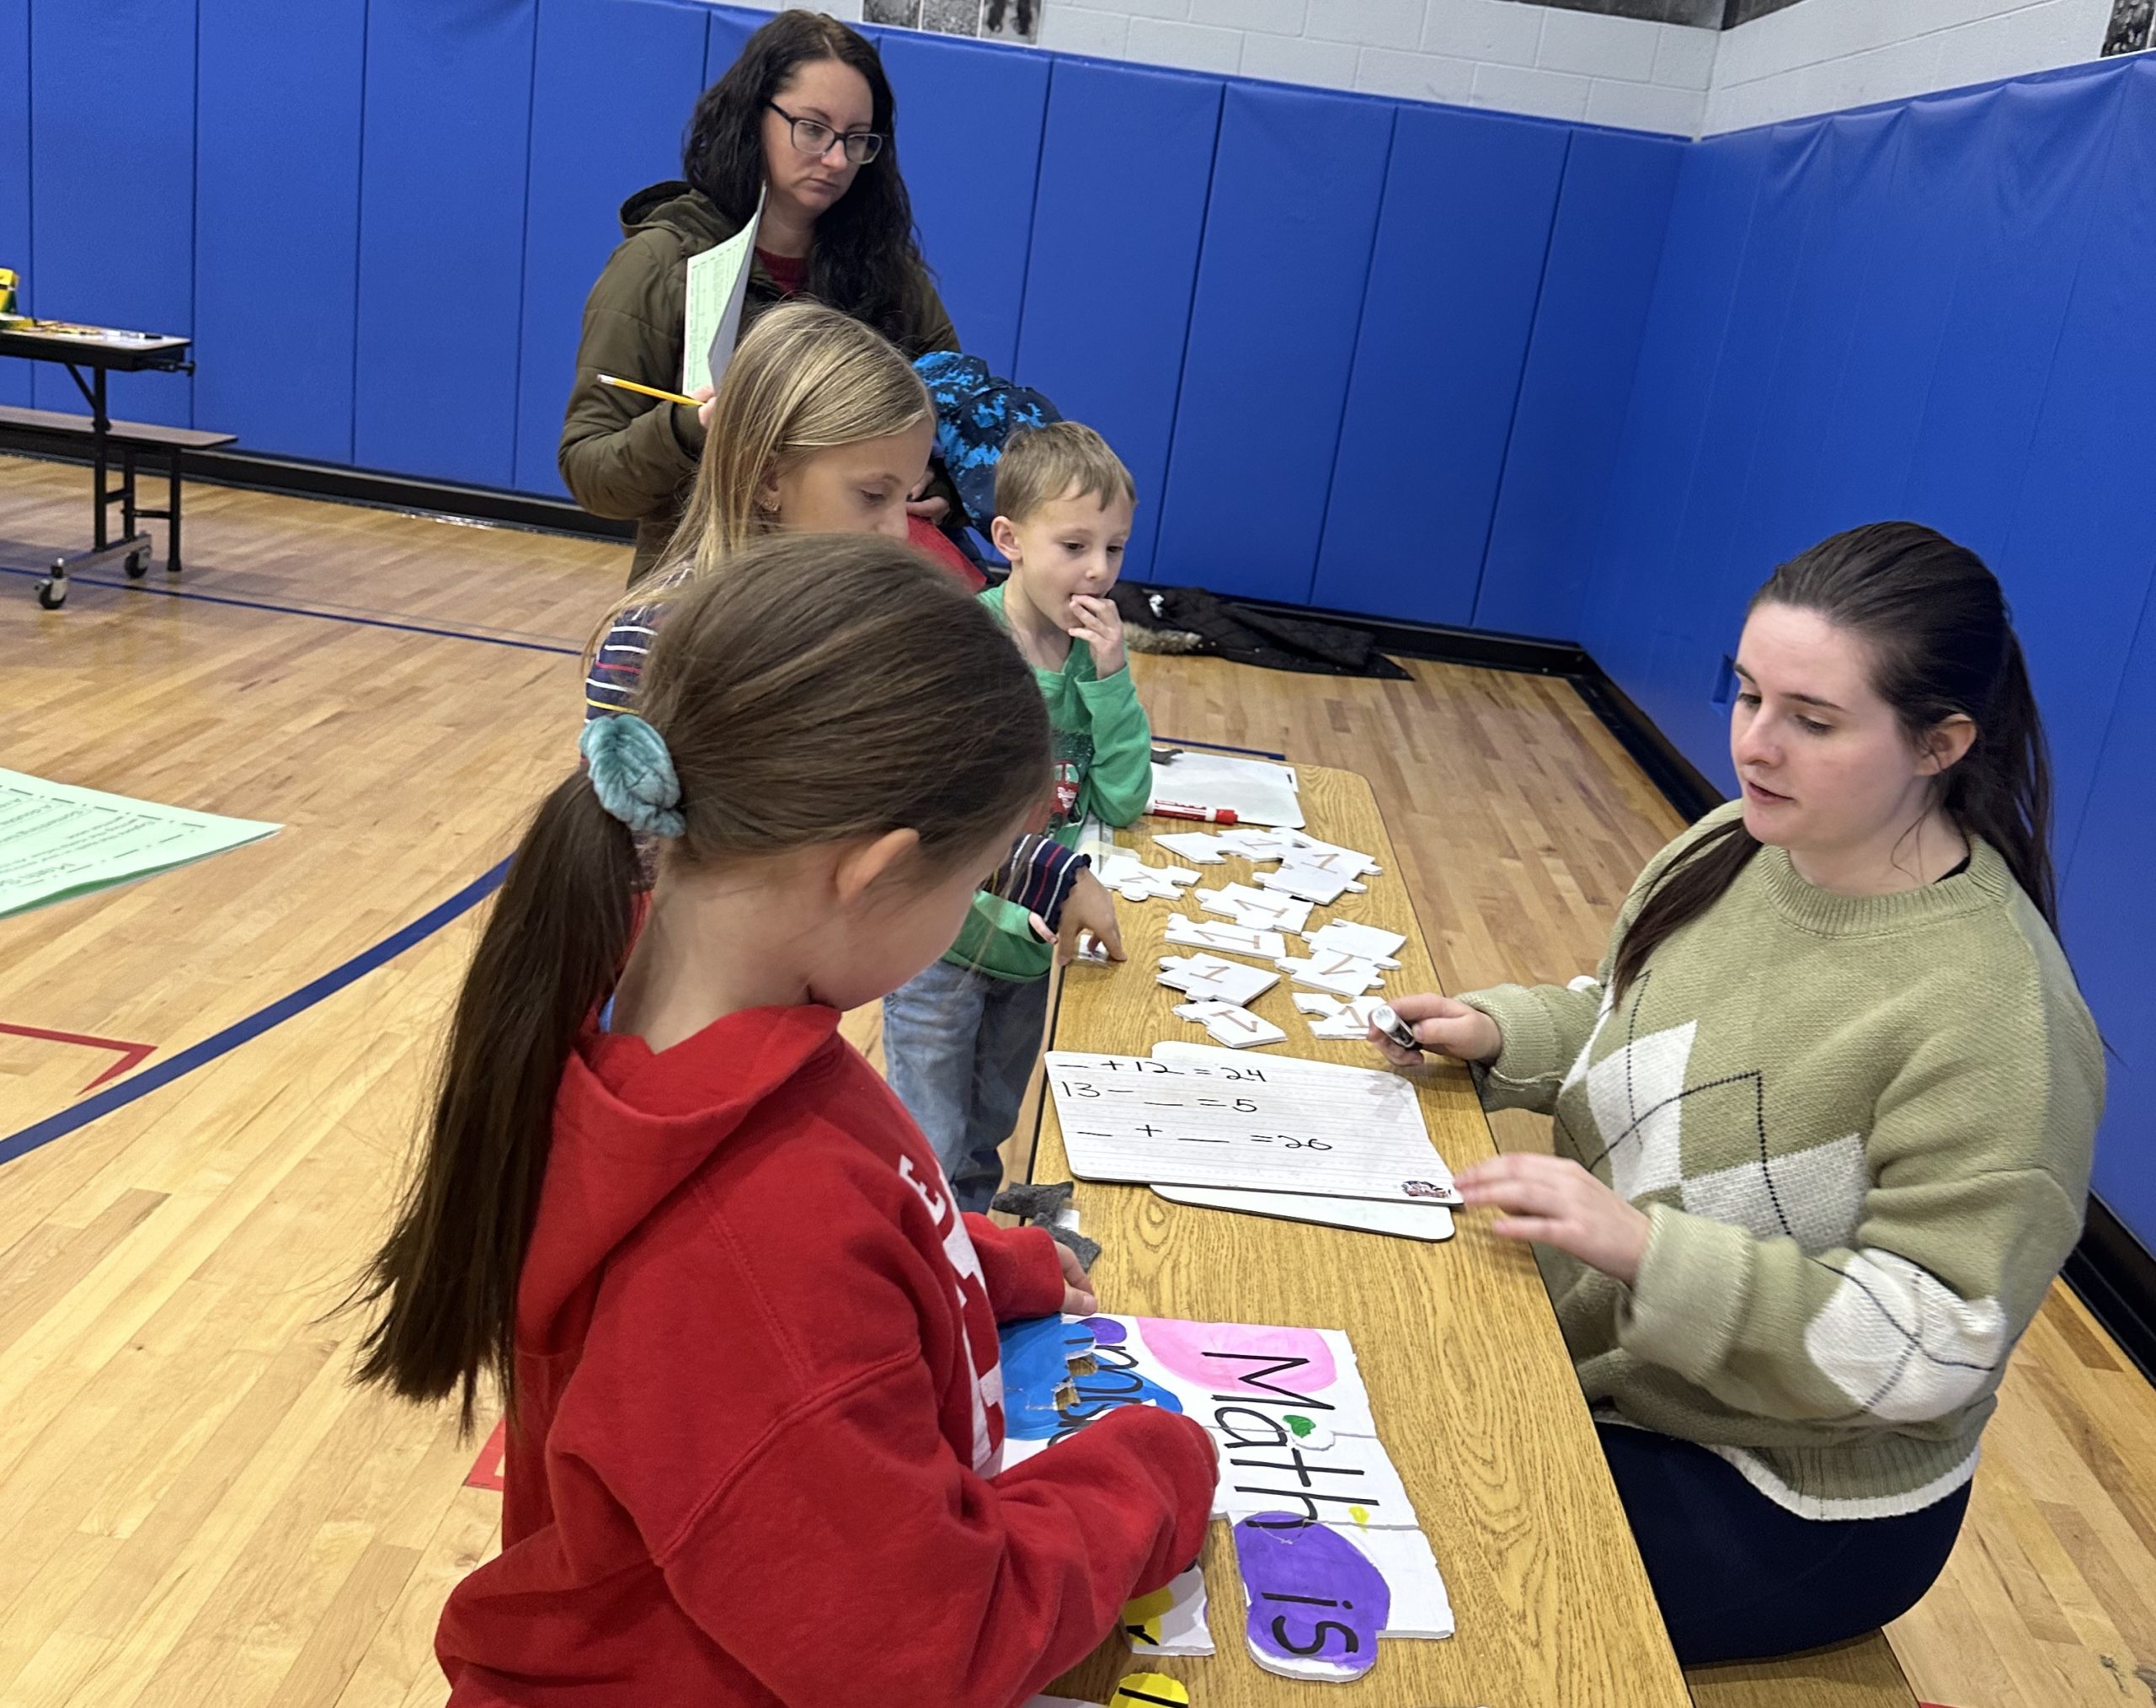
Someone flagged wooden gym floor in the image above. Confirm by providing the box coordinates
[1,452,2151,1708]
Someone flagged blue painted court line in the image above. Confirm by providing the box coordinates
[2,564,582,657]
[0,861,510,1171]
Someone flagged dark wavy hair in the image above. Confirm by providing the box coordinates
[1612,522,2057,1000]
[682,10,937,353]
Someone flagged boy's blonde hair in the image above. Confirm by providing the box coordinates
[664,301,931,581]
[995,422,1136,526]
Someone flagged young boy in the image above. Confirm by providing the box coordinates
[882,422,1149,1213]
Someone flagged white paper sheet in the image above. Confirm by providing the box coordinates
[1151,1182,1454,1241]
[1150,751,1304,828]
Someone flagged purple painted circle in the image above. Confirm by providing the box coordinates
[1231,1514,1388,1680]
[1077,1316,1127,1346]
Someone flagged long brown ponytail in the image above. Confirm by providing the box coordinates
[353,536,1050,1428]
[1612,522,2057,1000]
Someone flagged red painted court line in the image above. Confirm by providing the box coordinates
[0,1023,156,1092]
[466,1420,507,1492]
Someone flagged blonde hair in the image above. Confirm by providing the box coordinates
[665,301,931,581]
[994,421,1136,526]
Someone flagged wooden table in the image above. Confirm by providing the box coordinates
[1032,763,1691,1706]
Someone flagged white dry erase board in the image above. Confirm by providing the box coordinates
[1043,1049,1454,1202]
[1150,750,1305,828]
[1150,1182,1455,1241]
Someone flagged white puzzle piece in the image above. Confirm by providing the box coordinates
[1214,825,1303,862]
[1302,994,1390,1040]
[1157,953,1280,1009]
[1278,951,1387,999]
[1195,883,1314,934]
[1165,913,1289,961]
[1258,862,1366,906]
[1171,1000,1286,1049]
[1150,830,1229,865]
[1094,849,1202,901]
[1273,834,1383,879]
[1302,918,1406,966]
[1123,1563,1215,1657]
[1292,991,1341,1016]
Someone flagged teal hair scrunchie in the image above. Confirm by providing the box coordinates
[579,713,686,839]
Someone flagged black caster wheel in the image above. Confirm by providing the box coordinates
[125,549,150,579]
[36,578,66,610]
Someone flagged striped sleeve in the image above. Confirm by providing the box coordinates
[584,600,667,722]
[986,835,1089,928]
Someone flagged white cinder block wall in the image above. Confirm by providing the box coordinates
[1039,1,1713,134]
[712,2,2126,139]
[1704,0,2116,132]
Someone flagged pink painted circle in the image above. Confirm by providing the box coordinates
[1132,1318,1337,1392]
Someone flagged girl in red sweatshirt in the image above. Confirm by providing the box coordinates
[351,534,1217,1706]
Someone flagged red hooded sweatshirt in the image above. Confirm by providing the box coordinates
[435,1003,1215,1706]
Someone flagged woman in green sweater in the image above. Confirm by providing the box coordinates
[1375,523,2101,1664]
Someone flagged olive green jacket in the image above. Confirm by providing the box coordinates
[558,180,959,586]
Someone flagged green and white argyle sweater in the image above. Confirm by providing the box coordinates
[1460,803,2102,1520]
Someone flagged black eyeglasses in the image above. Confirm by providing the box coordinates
[766,102,884,165]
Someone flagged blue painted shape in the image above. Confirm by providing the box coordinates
[352,0,537,487]
[1152,82,1394,605]
[1015,58,1219,584]
[515,0,712,495]
[0,0,29,407]
[28,0,195,426]
[998,1314,1085,1438]
[193,0,366,459]
[2062,575,2156,1256]
[876,29,1049,377]
[1309,106,1566,628]
[1474,127,1683,641]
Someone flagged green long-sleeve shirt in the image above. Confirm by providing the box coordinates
[944,584,1153,982]
[1459,803,2101,1519]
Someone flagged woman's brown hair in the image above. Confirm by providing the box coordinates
[1611,522,2057,1002]
[352,535,1049,1427]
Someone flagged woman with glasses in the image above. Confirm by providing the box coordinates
[562,10,959,587]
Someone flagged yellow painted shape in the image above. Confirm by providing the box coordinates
[1121,1583,1174,1643]
[1112,1671,1192,1706]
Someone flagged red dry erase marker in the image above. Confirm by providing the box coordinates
[1151,801,1238,825]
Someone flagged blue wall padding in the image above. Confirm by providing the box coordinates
[704,6,755,88]
[0,0,29,408]
[1473,128,1682,640]
[28,0,195,428]
[1015,59,1220,584]
[352,0,536,488]
[1308,107,1566,627]
[2063,580,2156,1248]
[1152,83,1395,605]
[515,0,711,495]
[1575,52,2156,1253]
[193,0,367,461]
[1581,131,1770,771]
[876,30,1049,378]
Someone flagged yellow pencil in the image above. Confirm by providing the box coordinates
[598,372,701,408]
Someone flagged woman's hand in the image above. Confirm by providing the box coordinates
[906,494,951,524]
[691,383,716,430]
[1068,593,1127,678]
[1028,869,1126,967]
[1454,1153,1651,1286]
[1367,991,1503,1067]
[1056,1240,1098,1316]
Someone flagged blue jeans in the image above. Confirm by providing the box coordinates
[882,958,1051,1214]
